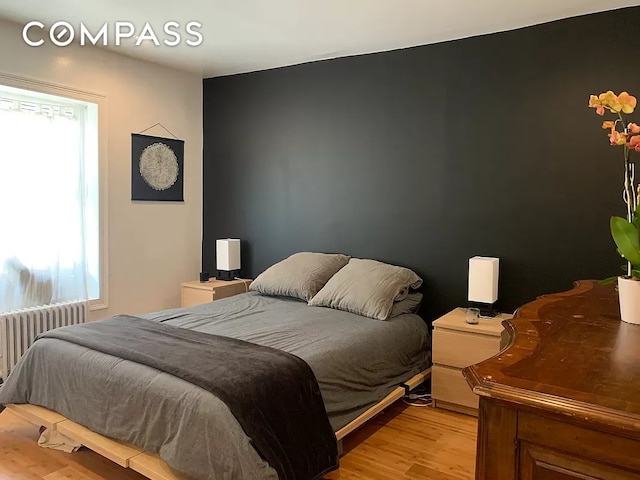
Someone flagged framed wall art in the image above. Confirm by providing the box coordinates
[131,132,184,201]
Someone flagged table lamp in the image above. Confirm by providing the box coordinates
[216,239,241,281]
[468,256,499,317]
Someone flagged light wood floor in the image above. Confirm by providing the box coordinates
[0,403,477,480]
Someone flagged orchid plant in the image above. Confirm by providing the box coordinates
[589,91,640,280]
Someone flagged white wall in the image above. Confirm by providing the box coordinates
[0,19,203,320]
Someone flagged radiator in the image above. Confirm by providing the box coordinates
[0,301,87,381]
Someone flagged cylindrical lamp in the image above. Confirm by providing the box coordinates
[468,256,499,317]
[216,239,241,281]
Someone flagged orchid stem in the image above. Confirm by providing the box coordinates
[618,113,635,277]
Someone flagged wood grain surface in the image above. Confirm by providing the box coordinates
[0,402,477,480]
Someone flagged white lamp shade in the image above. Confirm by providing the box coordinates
[216,239,241,271]
[468,256,499,304]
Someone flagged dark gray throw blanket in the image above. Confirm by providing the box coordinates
[40,315,339,480]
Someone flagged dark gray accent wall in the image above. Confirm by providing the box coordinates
[203,7,639,320]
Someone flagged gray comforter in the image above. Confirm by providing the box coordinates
[0,292,431,480]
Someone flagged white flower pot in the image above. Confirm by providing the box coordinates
[618,276,640,324]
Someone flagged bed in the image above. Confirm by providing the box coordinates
[0,291,431,480]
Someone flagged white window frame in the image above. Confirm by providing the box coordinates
[0,72,109,311]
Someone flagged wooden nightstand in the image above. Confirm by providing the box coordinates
[180,278,251,307]
[431,307,511,416]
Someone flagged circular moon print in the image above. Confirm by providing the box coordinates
[139,142,179,191]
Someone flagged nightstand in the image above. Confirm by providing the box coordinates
[180,278,251,307]
[431,307,512,416]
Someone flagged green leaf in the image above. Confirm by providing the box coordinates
[634,210,640,230]
[600,276,620,285]
[610,216,640,267]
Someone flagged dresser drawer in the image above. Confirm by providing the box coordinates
[180,280,250,307]
[212,282,248,300]
[432,365,478,409]
[181,288,214,307]
[432,328,501,368]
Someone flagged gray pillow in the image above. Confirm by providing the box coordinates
[250,252,350,301]
[308,258,423,320]
[389,293,423,318]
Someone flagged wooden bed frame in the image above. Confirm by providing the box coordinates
[6,368,430,480]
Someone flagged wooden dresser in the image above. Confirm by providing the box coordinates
[464,280,640,480]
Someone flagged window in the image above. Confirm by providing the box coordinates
[0,81,104,312]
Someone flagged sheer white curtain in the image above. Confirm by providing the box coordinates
[0,90,90,313]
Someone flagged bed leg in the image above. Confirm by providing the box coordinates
[337,439,343,457]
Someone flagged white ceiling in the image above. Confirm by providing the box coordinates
[0,0,638,78]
